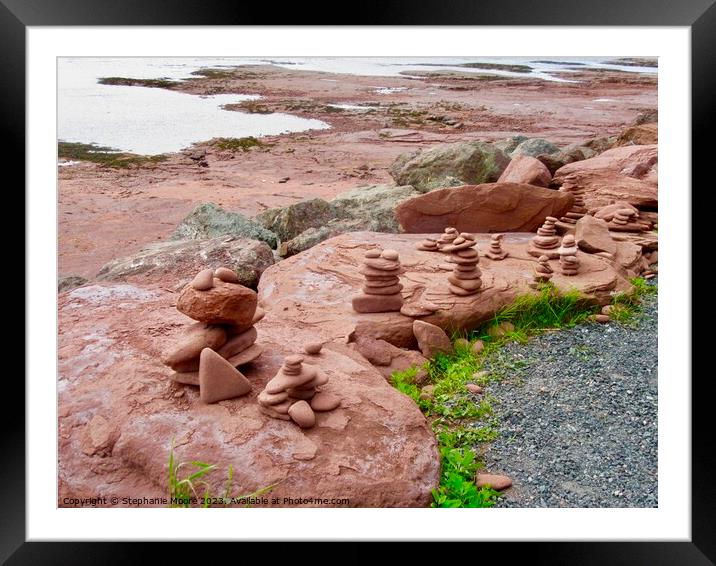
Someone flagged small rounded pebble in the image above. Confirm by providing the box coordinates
[472,340,485,355]
[285,354,305,366]
[191,268,215,290]
[466,383,483,395]
[381,249,399,261]
[310,391,341,412]
[601,305,613,315]
[419,385,435,401]
[214,267,239,283]
[288,401,316,428]
[304,342,323,355]
[365,249,382,258]
[454,338,470,349]
[595,314,610,323]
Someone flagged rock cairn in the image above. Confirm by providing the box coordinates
[352,248,405,313]
[257,354,340,428]
[533,255,554,283]
[609,207,641,230]
[416,236,439,252]
[436,227,459,250]
[528,216,561,258]
[162,267,264,395]
[558,185,587,226]
[558,235,580,276]
[485,233,508,260]
[442,233,483,296]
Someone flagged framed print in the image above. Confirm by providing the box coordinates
[7,0,710,561]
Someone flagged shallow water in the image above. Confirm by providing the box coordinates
[58,56,656,156]
[58,58,330,155]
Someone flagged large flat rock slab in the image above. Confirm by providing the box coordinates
[553,145,658,210]
[58,283,440,507]
[258,232,636,349]
[395,183,574,234]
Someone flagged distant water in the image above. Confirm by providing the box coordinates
[58,56,656,156]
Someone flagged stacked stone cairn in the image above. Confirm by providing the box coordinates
[436,227,459,249]
[442,233,483,296]
[416,236,439,252]
[352,248,405,313]
[528,216,561,258]
[257,353,340,428]
[533,255,554,284]
[558,184,588,227]
[162,267,264,402]
[609,207,638,230]
[485,233,508,260]
[558,235,580,276]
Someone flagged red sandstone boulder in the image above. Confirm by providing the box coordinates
[575,215,617,255]
[59,282,440,508]
[176,279,257,325]
[553,145,657,209]
[257,232,638,351]
[395,183,574,234]
[498,154,552,187]
[413,321,454,359]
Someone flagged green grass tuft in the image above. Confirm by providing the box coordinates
[478,283,596,340]
[167,441,275,508]
[609,276,658,324]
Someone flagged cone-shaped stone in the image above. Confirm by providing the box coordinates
[199,348,251,403]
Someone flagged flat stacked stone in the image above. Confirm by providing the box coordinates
[607,207,650,232]
[352,248,405,313]
[484,233,508,260]
[558,235,580,276]
[528,216,561,258]
[533,255,554,283]
[442,234,483,296]
[416,237,439,252]
[258,354,340,427]
[595,204,649,232]
[163,266,264,386]
[560,186,587,223]
[436,227,459,250]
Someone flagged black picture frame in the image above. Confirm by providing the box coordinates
[7,0,709,562]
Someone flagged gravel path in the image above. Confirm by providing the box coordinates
[480,286,657,507]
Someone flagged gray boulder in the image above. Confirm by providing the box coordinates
[172,202,277,248]
[97,236,274,289]
[58,275,88,293]
[254,198,345,242]
[256,184,423,257]
[510,138,560,158]
[279,219,366,258]
[581,135,618,155]
[330,184,421,232]
[388,141,510,193]
[537,145,593,175]
[492,135,529,155]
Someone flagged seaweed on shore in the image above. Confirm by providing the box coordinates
[98,77,178,89]
[58,141,168,168]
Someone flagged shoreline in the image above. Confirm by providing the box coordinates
[59,64,657,279]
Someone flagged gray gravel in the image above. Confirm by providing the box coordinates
[480,286,657,507]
